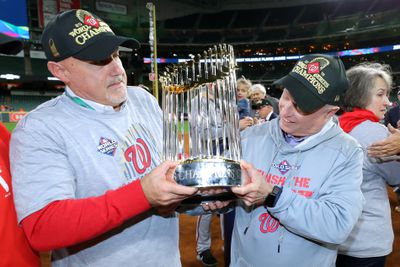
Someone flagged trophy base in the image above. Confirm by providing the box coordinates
[174,158,241,213]
[174,157,241,187]
[180,191,237,205]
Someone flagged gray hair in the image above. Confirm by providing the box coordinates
[342,62,392,111]
[249,83,266,96]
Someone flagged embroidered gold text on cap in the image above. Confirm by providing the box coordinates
[292,59,330,94]
[69,9,113,45]
[68,22,113,45]
[49,39,60,57]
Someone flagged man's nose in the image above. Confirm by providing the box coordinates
[108,57,124,75]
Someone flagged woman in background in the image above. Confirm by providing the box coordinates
[338,62,400,267]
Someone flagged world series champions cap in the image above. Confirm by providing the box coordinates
[41,9,140,62]
[0,33,23,55]
[273,54,349,113]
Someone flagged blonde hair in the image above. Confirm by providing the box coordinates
[237,77,252,93]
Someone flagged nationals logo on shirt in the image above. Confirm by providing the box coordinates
[120,124,161,181]
[124,138,151,175]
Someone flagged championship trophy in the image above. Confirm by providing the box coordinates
[160,44,242,206]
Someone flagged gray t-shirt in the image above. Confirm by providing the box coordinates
[10,86,181,267]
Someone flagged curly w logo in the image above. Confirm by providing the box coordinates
[124,138,152,175]
[259,212,280,233]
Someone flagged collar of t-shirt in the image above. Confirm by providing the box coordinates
[65,87,126,113]
[283,118,334,148]
[265,110,273,121]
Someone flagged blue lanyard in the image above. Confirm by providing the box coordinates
[65,91,95,111]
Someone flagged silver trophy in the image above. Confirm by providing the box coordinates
[160,44,242,202]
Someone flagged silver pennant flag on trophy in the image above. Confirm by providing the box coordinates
[160,44,242,194]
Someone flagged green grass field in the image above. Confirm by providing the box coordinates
[3,122,17,132]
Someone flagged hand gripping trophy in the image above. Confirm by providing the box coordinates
[160,44,241,204]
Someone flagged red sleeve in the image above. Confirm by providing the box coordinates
[21,179,151,251]
[0,122,10,148]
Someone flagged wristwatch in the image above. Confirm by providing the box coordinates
[263,185,282,208]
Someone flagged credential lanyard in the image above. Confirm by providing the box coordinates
[65,91,95,111]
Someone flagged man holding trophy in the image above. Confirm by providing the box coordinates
[10,9,198,267]
[230,54,364,267]
[161,45,365,267]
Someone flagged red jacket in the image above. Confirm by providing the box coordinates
[0,122,40,266]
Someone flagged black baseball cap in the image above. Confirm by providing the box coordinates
[252,98,272,110]
[273,54,349,113]
[0,33,23,55]
[41,9,140,62]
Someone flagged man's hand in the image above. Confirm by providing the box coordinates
[140,161,198,208]
[368,124,400,157]
[199,188,231,212]
[239,117,254,130]
[231,160,273,206]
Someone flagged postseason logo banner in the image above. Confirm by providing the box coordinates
[97,137,118,156]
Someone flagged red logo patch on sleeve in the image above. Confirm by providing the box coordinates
[307,62,320,74]
[84,15,100,28]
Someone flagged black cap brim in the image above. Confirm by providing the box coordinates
[273,74,324,114]
[72,35,140,61]
[0,34,23,55]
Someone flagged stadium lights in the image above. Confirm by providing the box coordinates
[0,74,20,80]
[144,43,400,64]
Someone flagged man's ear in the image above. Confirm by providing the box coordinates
[327,106,340,117]
[47,61,69,83]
